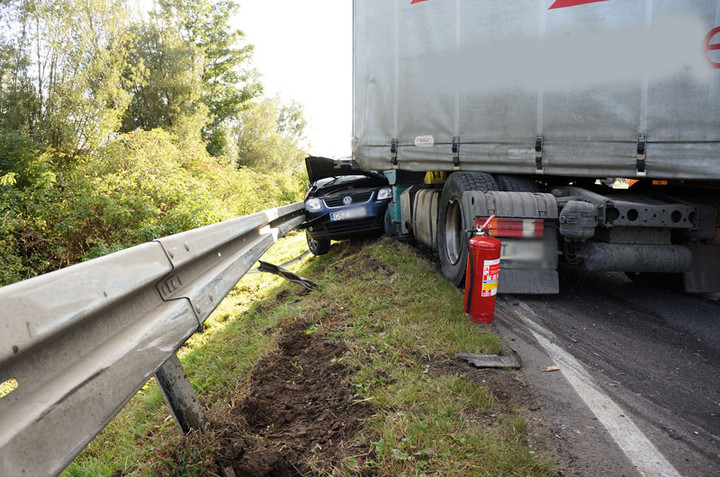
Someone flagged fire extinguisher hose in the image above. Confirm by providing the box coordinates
[464,229,475,314]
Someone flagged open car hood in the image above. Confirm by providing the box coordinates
[305,156,374,183]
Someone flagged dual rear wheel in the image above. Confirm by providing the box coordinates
[437,173,538,286]
[437,172,498,286]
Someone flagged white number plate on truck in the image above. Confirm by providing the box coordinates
[330,208,367,222]
[500,239,545,262]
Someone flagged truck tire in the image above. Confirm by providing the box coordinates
[306,231,330,256]
[494,174,539,192]
[437,172,498,286]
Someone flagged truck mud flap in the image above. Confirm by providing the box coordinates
[462,191,559,295]
[683,243,720,293]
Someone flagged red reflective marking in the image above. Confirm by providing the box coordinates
[411,0,430,4]
[706,26,720,69]
[549,0,609,9]
[473,218,544,238]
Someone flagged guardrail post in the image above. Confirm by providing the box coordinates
[155,353,210,433]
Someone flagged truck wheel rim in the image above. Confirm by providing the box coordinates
[444,198,463,266]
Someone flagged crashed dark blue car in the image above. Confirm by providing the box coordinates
[302,156,392,255]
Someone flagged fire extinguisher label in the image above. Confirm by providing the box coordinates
[481,259,500,297]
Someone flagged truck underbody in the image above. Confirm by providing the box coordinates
[383,171,720,294]
[353,1,720,294]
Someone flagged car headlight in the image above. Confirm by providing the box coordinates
[377,187,392,201]
[305,198,323,211]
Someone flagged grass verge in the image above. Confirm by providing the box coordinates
[64,233,558,476]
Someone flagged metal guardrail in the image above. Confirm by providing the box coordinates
[0,202,305,476]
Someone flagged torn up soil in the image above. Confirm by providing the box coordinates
[215,318,374,476]
[204,241,568,476]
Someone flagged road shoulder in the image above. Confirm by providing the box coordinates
[495,301,642,477]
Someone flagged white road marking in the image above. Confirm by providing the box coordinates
[508,299,681,477]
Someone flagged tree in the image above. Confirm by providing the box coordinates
[156,0,261,155]
[0,0,132,157]
[121,21,208,143]
[234,97,307,172]
[2,0,261,157]
[277,100,307,139]
[0,0,310,287]
[0,1,40,134]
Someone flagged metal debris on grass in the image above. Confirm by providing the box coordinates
[458,351,522,369]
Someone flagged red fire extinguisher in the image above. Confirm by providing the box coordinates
[463,215,502,324]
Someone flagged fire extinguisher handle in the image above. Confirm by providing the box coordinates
[481,214,496,231]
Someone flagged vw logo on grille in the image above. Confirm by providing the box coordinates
[343,196,353,205]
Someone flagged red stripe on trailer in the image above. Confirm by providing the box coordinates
[410,0,610,8]
[549,0,609,9]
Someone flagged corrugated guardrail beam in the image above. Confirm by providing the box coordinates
[0,202,305,476]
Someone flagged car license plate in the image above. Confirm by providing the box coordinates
[330,208,367,222]
[500,239,545,262]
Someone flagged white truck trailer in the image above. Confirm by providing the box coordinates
[352,0,720,294]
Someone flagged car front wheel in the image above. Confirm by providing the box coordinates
[306,231,331,255]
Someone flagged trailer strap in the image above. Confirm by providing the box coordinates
[452,136,460,170]
[390,138,399,169]
[636,134,647,177]
[535,135,544,174]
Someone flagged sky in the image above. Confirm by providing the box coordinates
[233,1,353,158]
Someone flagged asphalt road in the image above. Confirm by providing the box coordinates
[494,267,720,477]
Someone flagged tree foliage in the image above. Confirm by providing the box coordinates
[1,0,132,157]
[144,0,261,154]
[121,20,208,142]
[235,97,307,172]
[0,0,309,286]
[0,129,305,284]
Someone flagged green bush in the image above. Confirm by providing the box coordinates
[0,129,306,287]
[0,132,62,282]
